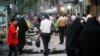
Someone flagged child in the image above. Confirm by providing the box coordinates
[7,18,19,56]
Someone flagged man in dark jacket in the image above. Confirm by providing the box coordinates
[79,17,100,56]
[66,18,85,56]
[17,17,29,55]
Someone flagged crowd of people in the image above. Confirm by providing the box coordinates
[7,11,100,56]
[66,12,100,56]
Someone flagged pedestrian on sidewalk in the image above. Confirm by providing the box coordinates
[79,16,100,56]
[17,15,29,55]
[7,18,19,56]
[85,11,92,22]
[64,14,69,36]
[40,14,52,55]
[66,17,85,56]
[57,14,66,44]
[52,16,59,35]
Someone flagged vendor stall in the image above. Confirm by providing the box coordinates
[0,6,8,51]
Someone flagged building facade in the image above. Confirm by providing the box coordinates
[85,0,100,16]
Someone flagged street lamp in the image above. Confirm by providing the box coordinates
[67,4,71,10]
[60,6,65,12]
[79,0,83,2]
[67,4,72,15]
[9,4,13,9]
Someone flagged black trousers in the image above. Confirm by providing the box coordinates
[58,26,65,44]
[18,40,25,54]
[18,32,26,54]
[8,44,18,56]
[41,33,51,54]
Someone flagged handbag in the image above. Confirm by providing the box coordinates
[35,35,40,48]
[35,39,40,48]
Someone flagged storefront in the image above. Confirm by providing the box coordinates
[0,6,8,52]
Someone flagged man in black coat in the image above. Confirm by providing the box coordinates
[66,18,85,56]
[17,17,29,55]
[79,17,100,56]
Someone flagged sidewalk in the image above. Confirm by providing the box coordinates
[0,34,67,56]
[20,54,67,56]
[24,34,66,53]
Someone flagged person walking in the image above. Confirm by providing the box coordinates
[17,17,29,55]
[79,17,100,56]
[66,17,85,56]
[85,11,92,22]
[7,18,19,56]
[57,15,66,44]
[40,14,52,56]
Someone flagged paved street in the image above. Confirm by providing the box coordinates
[19,54,66,56]
[0,53,67,56]
[0,34,67,56]
[22,34,66,56]
[24,34,66,51]
[0,0,99,56]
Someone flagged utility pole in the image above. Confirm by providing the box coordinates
[79,0,84,16]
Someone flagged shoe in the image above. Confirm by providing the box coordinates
[44,55,48,56]
[19,52,22,55]
[19,51,23,55]
[44,53,48,56]
[59,42,63,44]
[44,51,49,55]
[44,52,48,54]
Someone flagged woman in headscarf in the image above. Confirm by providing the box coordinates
[66,17,85,56]
[79,16,100,56]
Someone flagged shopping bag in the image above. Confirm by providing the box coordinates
[35,34,41,48]
[35,39,40,48]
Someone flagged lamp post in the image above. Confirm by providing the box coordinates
[67,4,72,15]
[9,3,13,19]
[79,0,84,16]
